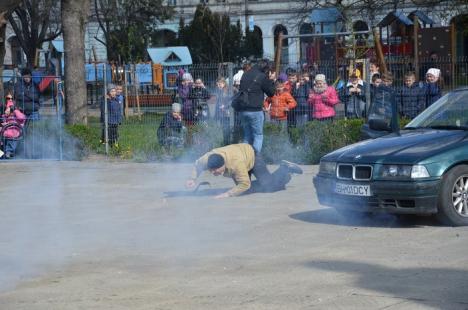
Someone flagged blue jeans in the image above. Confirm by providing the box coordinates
[1,138,18,157]
[4,139,18,153]
[240,111,264,153]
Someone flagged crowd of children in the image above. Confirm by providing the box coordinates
[99,60,444,150]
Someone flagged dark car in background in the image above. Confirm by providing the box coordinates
[314,88,468,226]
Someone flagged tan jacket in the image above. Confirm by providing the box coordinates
[191,143,255,196]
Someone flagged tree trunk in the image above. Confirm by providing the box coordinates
[0,1,22,97]
[0,13,7,98]
[62,0,90,125]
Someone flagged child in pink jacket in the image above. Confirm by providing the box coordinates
[308,74,339,121]
[1,94,26,159]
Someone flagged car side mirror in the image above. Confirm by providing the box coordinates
[368,118,391,132]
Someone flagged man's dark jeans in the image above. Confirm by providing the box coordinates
[247,154,291,193]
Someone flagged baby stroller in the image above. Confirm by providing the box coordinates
[157,126,186,150]
[1,109,26,159]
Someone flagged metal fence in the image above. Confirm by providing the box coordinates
[89,63,239,156]
[1,73,64,160]
[278,56,468,90]
[93,57,468,157]
[3,56,467,160]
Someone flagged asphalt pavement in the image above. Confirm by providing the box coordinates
[0,161,467,309]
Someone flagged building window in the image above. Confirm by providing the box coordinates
[167,0,176,5]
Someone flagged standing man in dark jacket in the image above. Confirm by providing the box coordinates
[14,68,40,119]
[237,59,275,153]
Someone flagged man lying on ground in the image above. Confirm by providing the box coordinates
[185,143,303,199]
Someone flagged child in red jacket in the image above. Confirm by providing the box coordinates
[263,81,297,131]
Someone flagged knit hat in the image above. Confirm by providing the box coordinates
[107,84,116,93]
[172,102,181,113]
[182,72,193,81]
[426,68,440,79]
[314,74,326,82]
[278,72,288,82]
[207,154,225,169]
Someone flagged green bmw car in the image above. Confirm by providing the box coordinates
[313,88,468,226]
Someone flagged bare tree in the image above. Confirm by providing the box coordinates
[93,0,173,62]
[8,0,61,68]
[0,0,22,97]
[62,0,90,125]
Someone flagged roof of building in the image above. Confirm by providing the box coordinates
[51,40,64,53]
[147,46,192,66]
[378,10,413,27]
[408,10,435,25]
[309,7,343,24]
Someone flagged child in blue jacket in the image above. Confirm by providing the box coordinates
[100,84,123,147]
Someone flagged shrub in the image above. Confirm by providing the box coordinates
[68,116,409,164]
[262,118,365,164]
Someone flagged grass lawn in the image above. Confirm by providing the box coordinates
[67,114,223,161]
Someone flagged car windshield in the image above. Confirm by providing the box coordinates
[406,90,468,130]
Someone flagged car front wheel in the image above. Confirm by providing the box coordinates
[437,165,468,226]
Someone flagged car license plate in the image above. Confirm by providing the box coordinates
[335,182,371,196]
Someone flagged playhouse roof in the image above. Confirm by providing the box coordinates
[378,10,413,27]
[408,11,435,25]
[147,46,192,66]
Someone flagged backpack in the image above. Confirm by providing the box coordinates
[231,90,249,111]
[231,73,262,111]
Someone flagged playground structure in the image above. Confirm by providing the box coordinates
[275,9,468,86]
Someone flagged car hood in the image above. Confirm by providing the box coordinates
[323,129,468,164]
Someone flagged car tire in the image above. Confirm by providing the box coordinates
[436,165,468,226]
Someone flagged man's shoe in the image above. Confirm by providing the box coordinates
[281,160,303,174]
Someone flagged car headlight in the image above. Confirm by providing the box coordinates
[319,161,336,175]
[411,165,430,178]
[378,164,430,179]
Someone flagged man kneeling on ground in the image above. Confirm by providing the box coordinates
[185,143,303,199]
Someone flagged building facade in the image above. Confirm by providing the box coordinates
[2,1,467,69]
[159,0,468,65]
